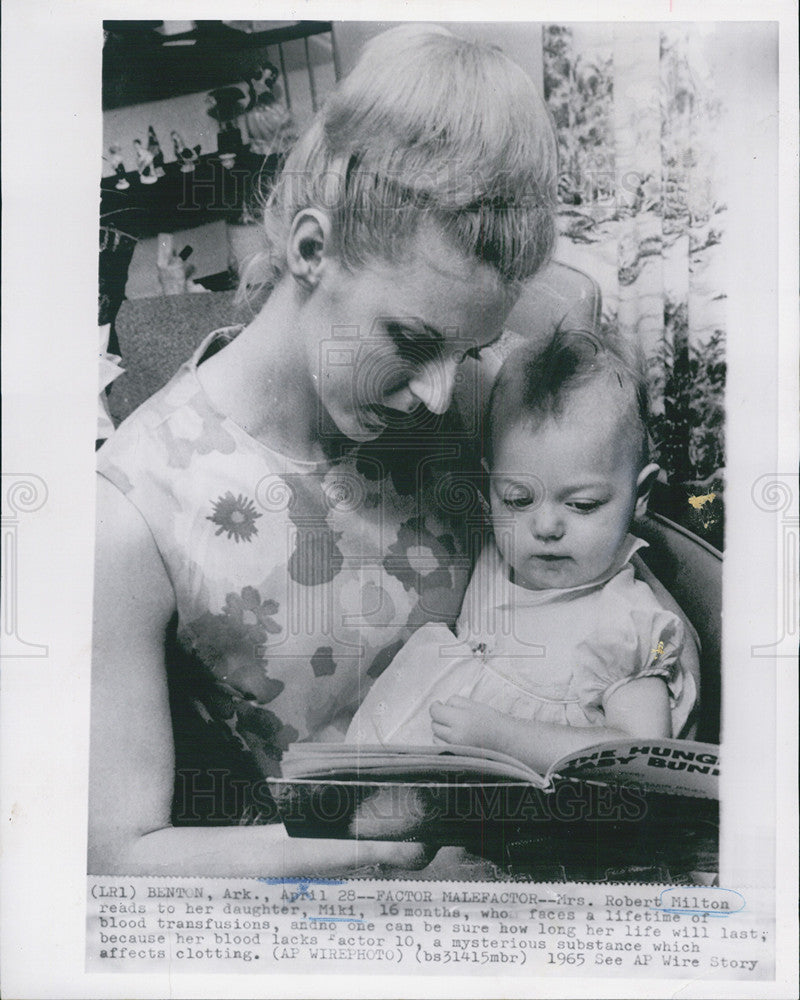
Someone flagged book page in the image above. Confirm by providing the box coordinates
[280,742,545,782]
[1,2,797,998]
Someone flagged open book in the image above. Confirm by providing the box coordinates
[267,739,719,845]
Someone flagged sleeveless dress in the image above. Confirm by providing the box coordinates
[97,329,477,802]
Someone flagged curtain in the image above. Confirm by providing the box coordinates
[543,23,726,548]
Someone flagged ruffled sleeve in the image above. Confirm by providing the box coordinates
[573,572,696,737]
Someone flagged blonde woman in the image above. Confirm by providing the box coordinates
[91,25,558,877]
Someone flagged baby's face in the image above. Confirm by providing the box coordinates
[489,393,648,591]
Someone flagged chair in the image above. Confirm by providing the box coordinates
[634,511,722,743]
[505,258,602,343]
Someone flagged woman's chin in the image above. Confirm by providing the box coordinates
[347,421,386,443]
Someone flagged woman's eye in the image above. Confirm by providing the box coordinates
[460,346,481,362]
[385,322,415,344]
[385,322,440,363]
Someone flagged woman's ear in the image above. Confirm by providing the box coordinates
[633,462,660,520]
[286,209,332,290]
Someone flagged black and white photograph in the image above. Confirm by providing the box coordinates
[1,3,797,998]
[93,16,732,880]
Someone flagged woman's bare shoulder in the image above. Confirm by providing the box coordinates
[94,473,175,622]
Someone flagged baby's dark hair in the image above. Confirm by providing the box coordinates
[486,329,651,468]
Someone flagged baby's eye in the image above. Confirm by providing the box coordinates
[567,499,603,513]
[502,486,535,509]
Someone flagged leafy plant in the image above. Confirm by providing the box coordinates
[648,322,726,547]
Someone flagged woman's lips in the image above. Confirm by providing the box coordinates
[362,403,420,431]
[361,412,387,432]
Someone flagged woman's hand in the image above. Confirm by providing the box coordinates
[354,841,438,876]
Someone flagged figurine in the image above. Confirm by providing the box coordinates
[147,125,166,176]
[243,62,296,157]
[217,120,244,167]
[206,84,249,167]
[171,131,201,172]
[133,138,157,184]
[107,145,129,190]
[249,62,280,104]
[206,86,249,123]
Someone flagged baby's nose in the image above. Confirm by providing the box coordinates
[530,504,565,540]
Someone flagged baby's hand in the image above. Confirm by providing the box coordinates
[430,696,505,748]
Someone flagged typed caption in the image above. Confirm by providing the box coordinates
[87,876,773,980]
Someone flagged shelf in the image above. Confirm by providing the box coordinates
[103,20,333,109]
[100,149,283,238]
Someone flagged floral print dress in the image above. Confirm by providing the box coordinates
[97,329,476,802]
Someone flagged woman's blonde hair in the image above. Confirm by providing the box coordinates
[239,24,558,299]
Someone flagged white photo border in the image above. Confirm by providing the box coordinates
[1,1,797,997]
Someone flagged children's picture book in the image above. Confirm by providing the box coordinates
[267,739,719,851]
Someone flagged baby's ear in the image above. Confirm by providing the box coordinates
[634,463,660,520]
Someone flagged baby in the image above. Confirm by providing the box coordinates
[347,332,696,773]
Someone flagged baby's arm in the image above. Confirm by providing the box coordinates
[431,677,671,774]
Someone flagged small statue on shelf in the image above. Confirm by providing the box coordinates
[244,62,297,158]
[106,145,129,190]
[206,85,248,168]
[133,138,158,184]
[171,131,201,172]
[147,125,166,176]
[216,121,243,168]
[206,61,295,163]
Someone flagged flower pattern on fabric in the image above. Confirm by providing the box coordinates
[383,516,457,594]
[207,492,262,543]
[158,406,237,470]
[288,526,345,586]
[98,329,477,778]
[225,587,281,632]
[182,587,284,703]
[310,646,337,677]
[200,687,299,777]
[275,470,348,586]
[366,636,407,679]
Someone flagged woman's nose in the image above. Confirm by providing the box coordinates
[407,357,459,415]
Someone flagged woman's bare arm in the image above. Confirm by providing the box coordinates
[89,475,426,876]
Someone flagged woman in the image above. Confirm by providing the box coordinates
[90,25,558,876]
